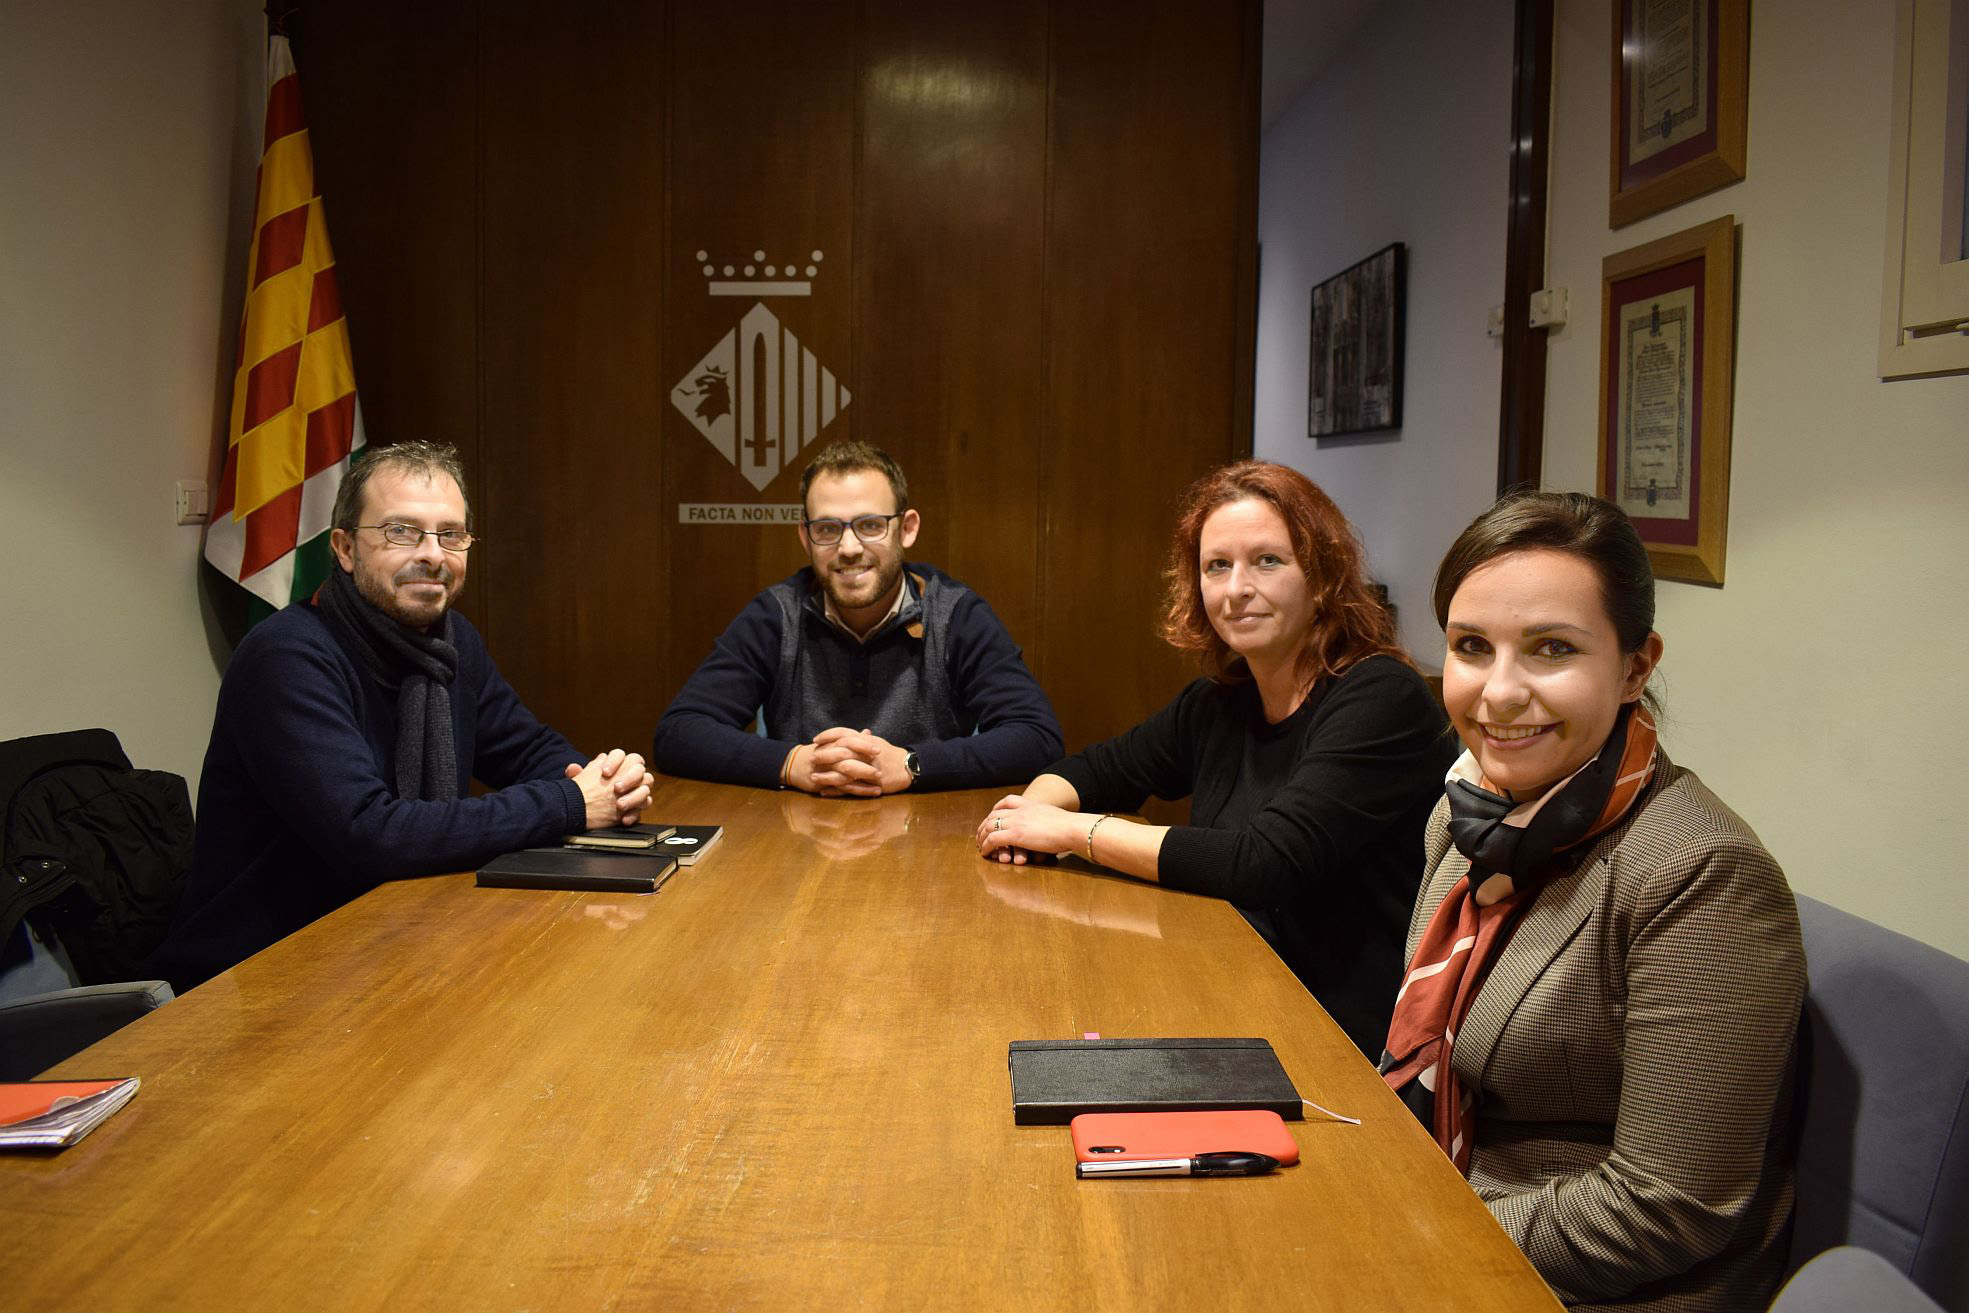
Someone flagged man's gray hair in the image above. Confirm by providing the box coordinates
[331,441,472,532]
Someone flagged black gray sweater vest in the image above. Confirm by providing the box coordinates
[762,570,967,746]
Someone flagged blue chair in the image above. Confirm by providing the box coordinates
[1788,895,1969,1310]
[1772,1246,1945,1313]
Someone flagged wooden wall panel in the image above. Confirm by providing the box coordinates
[661,0,861,706]
[855,1,1050,659]
[294,0,1258,768]
[1041,0,1260,748]
[292,1,480,538]
[477,0,667,753]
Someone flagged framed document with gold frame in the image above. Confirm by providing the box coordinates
[1610,0,1748,228]
[1597,215,1735,585]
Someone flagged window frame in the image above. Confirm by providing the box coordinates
[1881,0,1969,377]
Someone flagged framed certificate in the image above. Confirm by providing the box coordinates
[1609,0,1748,228]
[1597,215,1736,585]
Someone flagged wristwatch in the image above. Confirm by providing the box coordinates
[904,750,922,782]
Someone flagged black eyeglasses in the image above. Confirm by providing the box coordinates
[803,513,902,547]
[358,523,477,552]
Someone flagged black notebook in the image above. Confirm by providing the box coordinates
[477,846,678,893]
[1007,1037,1303,1125]
[650,824,723,866]
[564,823,676,851]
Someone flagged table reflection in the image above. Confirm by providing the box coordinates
[579,900,652,931]
[778,792,917,862]
[976,861,1165,939]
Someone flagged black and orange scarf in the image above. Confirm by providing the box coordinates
[1380,703,1658,1173]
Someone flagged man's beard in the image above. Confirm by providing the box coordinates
[354,554,456,629]
[820,553,901,616]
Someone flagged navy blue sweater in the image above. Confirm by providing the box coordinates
[653,563,1061,790]
[152,603,586,990]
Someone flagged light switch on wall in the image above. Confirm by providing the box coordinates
[1528,287,1569,329]
[176,479,210,526]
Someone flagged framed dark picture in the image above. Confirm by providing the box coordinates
[1596,215,1736,585]
[1610,0,1748,228]
[1308,242,1404,440]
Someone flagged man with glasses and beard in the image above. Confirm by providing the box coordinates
[654,441,1060,795]
[153,442,653,990]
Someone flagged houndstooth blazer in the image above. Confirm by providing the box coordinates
[1405,752,1806,1311]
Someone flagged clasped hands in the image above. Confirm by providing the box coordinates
[784,726,913,798]
[565,748,655,828]
[974,794,1086,865]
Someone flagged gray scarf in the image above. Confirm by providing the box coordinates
[317,566,460,801]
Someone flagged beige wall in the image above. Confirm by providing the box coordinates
[0,0,261,791]
[1253,0,1514,661]
[1258,0,1969,958]
[1543,1,1969,956]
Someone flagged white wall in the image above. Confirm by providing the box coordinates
[0,0,262,791]
[1543,1,1969,958]
[1253,0,1514,660]
[1259,0,1969,959]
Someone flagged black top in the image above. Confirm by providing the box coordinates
[1049,654,1455,1054]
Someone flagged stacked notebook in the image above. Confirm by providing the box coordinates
[565,823,675,851]
[0,1077,140,1150]
[477,847,678,892]
[655,824,723,866]
[477,824,725,892]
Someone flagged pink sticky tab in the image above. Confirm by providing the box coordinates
[1082,1032,1101,1040]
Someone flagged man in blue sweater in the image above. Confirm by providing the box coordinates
[653,441,1061,795]
[154,443,652,990]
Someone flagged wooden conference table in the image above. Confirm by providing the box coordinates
[5,779,1558,1311]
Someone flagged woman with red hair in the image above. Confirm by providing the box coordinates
[976,461,1451,1053]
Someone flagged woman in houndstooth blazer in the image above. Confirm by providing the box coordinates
[1389,492,1805,1310]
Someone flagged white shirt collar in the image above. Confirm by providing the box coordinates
[822,570,913,643]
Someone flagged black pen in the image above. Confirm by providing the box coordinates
[1076,1151,1280,1179]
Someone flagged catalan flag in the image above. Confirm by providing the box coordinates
[204,35,364,615]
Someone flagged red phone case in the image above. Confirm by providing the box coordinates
[1069,1110,1300,1166]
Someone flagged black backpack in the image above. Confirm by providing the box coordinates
[0,729,192,985]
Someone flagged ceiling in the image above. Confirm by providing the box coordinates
[1261,0,1388,130]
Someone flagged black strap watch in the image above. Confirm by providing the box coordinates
[904,750,922,782]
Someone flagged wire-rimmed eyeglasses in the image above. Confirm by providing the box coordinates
[357,523,477,552]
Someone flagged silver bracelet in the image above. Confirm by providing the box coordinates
[1085,813,1114,864]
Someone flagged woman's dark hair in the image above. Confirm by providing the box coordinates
[1433,490,1656,655]
[1158,461,1408,688]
